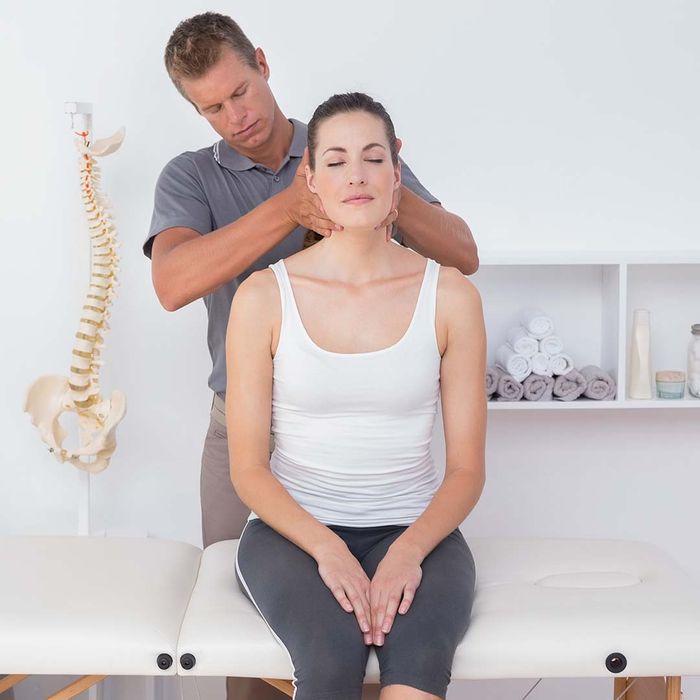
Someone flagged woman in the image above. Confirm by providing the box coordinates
[226,92,486,700]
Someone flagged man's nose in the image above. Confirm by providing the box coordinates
[223,99,245,125]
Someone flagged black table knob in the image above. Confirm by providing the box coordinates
[180,653,197,670]
[605,652,627,674]
[156,653,173,670]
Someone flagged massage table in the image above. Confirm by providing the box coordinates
[2,536,700,699]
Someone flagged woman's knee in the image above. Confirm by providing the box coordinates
[379,644,452,699]
[293,635,368,699]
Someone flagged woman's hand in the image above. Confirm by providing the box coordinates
[316,541,374,645]
[369,542,423,645]
[284,148,343,238]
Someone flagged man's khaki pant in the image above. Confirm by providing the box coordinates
[200,411,286,700]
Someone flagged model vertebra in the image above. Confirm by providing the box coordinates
[25,106,126,473]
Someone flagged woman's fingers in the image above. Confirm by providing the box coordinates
[398,586,415,615]
[345,583,373,644]
[328,576,373,644]
[380,592,403,635]
[371,589,389,646]
[370,581,418,642]
[330,583,354,613]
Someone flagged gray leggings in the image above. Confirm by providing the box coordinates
[235,518,476,700]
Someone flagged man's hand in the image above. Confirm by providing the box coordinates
[369,541,422,645]
[316,540,374,645]
[284,147,343,238]
[375,186,402,242]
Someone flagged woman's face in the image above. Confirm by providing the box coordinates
[306,111,400,231]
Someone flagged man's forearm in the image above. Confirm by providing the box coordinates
[156,189,297,310]
[397,187,479,275]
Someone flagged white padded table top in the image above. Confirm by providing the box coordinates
[177,537,700,680]
[0,536,201,676]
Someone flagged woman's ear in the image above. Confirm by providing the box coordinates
[393,158,402,191]
[305,164,317,193]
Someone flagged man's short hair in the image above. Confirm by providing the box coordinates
[164,12,258,100]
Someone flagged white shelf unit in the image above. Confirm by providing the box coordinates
[472,251,700,410]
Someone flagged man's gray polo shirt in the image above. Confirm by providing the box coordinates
[145,118,440,396]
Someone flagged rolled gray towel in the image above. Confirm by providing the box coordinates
[486,366,504,398]
[496,372,524,401]
[553,369,587,401]
[523,373,554,401]
[580,365,617,400]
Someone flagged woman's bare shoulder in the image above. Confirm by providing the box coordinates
[436,265,483,317]
[230,268,280,318]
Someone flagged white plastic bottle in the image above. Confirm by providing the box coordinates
[687,324,700,398]
[628,309,652,399]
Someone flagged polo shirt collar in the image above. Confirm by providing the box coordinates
[213,118,307,172]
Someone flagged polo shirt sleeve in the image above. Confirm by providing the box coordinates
[143,154,213,259]
[392,157,441,244]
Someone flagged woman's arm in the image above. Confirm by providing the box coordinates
[392,267,486,556]
[225,271,374,642]
[369,266,487,643]
[225,270,341,556]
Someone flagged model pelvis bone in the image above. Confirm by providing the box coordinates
[24,376,126,473]
[25,124,126,473]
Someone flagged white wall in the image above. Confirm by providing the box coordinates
[2,1,699,699]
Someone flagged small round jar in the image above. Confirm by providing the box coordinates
[656,371,686,399]
[688,324,700,398]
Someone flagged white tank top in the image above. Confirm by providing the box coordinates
[249,256,442,527]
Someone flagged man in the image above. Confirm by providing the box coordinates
[145,12,478,700]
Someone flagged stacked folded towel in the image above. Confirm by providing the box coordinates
[489,308,617,402]
[579,365,617,400]
[485,366,504,399]
[498,309,572,381]
[549,353,574,376]
[506,326,539,357]
[485,364,616,402]
[520,308,555,339]
[539,335,563,356]
[523,373,555,401]
[553,369,588,401]
[531,352,553,377]
[495,345,531,383]
[496,372,524,401]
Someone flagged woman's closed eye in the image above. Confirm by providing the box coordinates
[327,159,384,167]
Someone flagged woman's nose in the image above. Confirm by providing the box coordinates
[348,170,367,185]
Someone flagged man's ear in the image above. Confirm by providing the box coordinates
[305,164,317,193]
[255,47,271,80]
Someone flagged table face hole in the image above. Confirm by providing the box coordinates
[534,571,642,589]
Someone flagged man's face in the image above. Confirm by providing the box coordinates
[180,47,276,152]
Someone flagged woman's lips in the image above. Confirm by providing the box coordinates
[343,196,374,205]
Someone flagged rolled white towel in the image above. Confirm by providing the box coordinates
[506,326,539,357]
[520,308,555,339]
[550,353,574,376]
[539,334,563,356]
[531,352,554,377]
[495,345,532,383]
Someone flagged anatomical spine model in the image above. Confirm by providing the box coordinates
[25,103,126,473]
